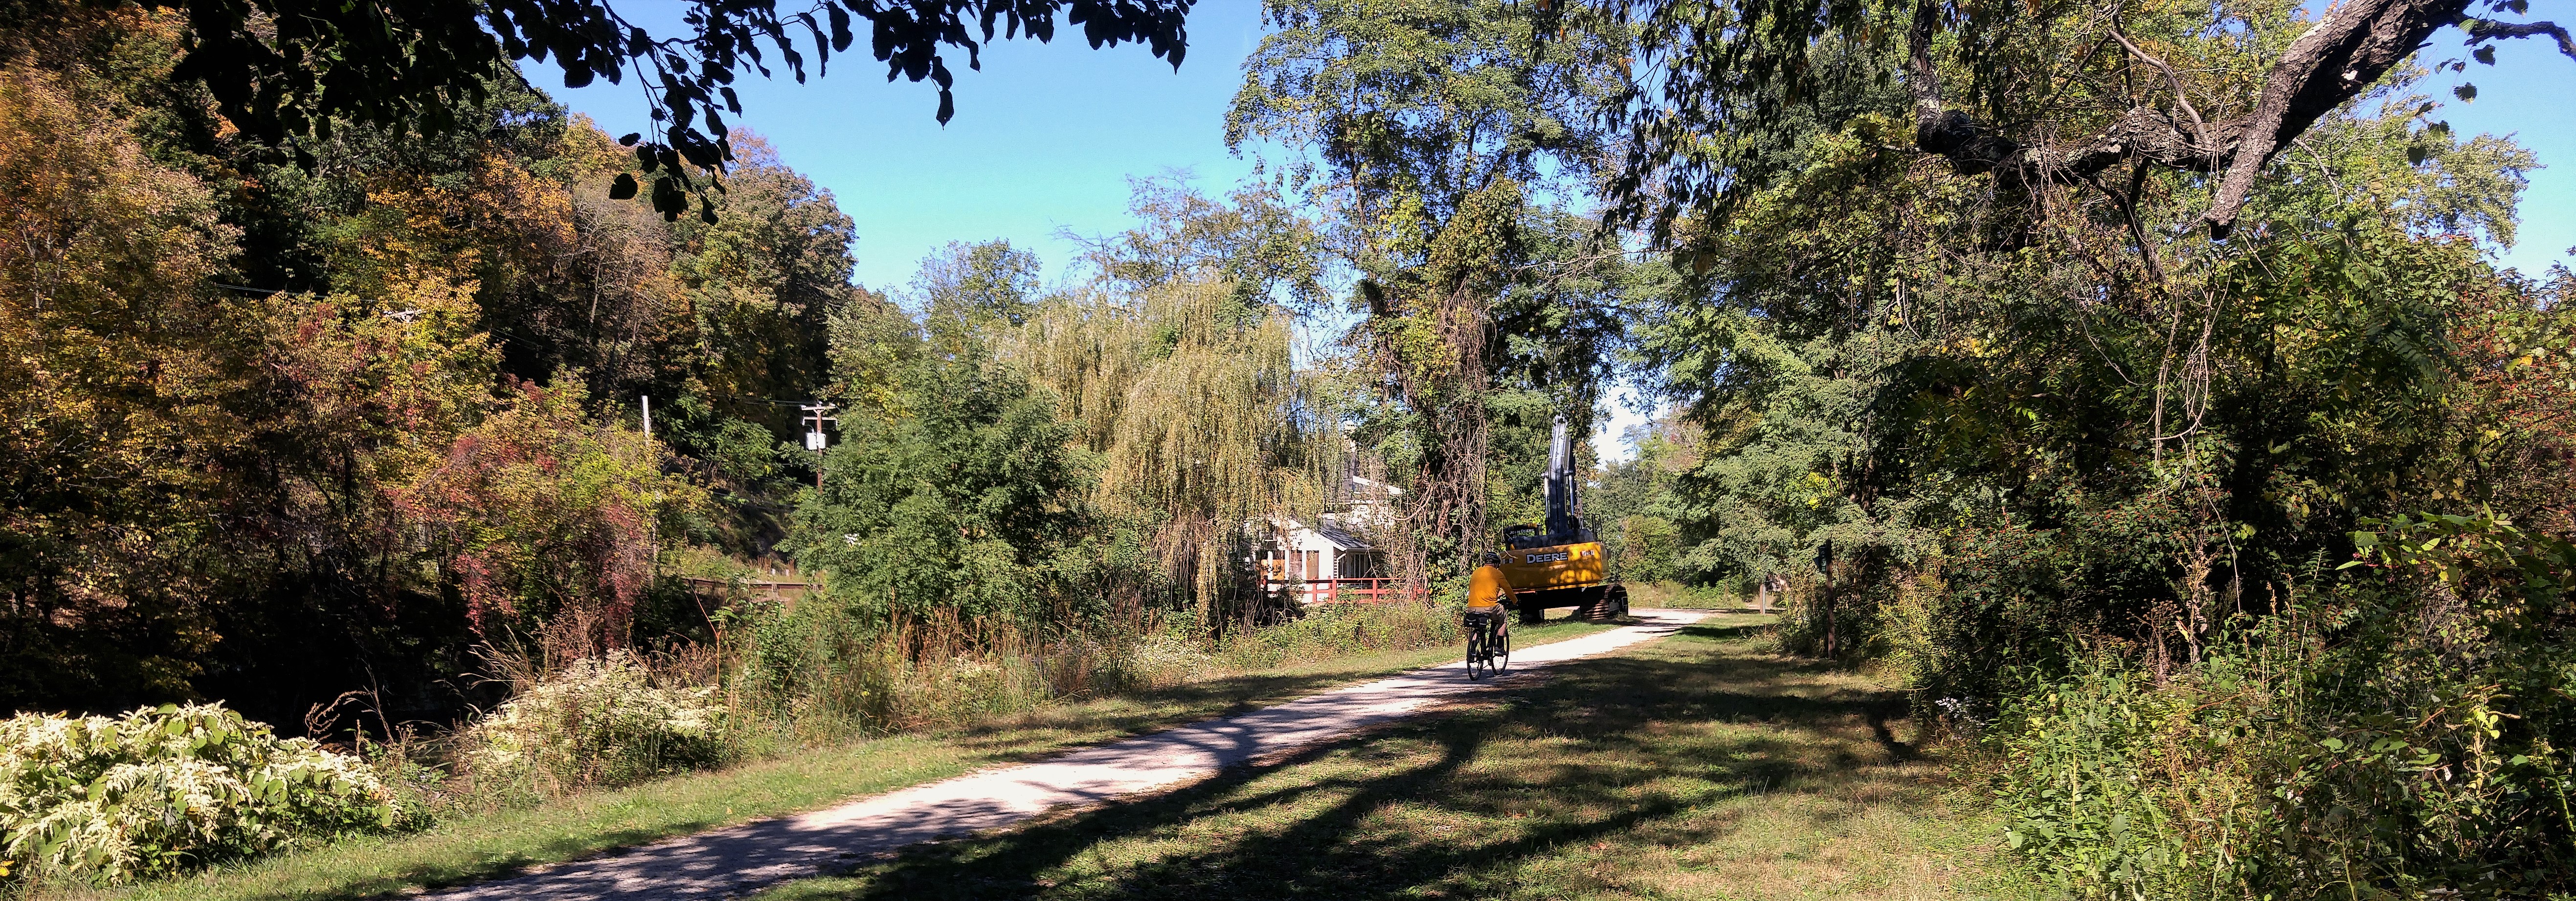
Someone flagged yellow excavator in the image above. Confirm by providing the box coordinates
[1496,414,1628,623]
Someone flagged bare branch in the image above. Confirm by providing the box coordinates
[2200,0,2474,239]
[2109,27,2208,142]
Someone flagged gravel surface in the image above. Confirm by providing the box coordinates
[426,609,1713,901]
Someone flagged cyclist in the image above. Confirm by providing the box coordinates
[1464,551,1515,671]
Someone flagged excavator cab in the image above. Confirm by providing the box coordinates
[1491,415,1628,623]
[1503,521,1593,549]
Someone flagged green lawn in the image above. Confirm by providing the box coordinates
[67,619,1620,901]
[755,614,2031,901]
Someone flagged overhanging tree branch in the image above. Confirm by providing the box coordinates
[1904,0,2237,187]
[1899,0,2491,238]
[146,0,1196,221]
[2462,17,2576,60]
[2199,0,2473,238]
[1611,0,2573,248]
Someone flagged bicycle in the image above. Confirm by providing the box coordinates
[1464,607,1511,680]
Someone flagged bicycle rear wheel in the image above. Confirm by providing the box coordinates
[1464,624,1488,680]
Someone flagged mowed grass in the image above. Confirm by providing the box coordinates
[69,619,1619,901]
[755,615,2032,901]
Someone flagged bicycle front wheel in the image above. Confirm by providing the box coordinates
[1494,627,1510,674]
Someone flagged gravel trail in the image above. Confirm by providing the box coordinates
[427,609,1713,901]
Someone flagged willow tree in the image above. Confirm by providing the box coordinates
[1009,280,1317,627]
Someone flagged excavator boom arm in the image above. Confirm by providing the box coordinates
[1544,414,1575,543]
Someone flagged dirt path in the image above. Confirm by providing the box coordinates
[425,610,1711,901]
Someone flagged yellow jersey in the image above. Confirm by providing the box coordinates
[1467,564,1516,610]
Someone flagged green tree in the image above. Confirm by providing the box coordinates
[1609,0,2576,883]
[917,240,1043,348]
[788,347,1093,622]
[1585,415,1698,583]
[1230,0,1629,584]
[1079,176,1328,310]
[1608,0,2576,241]
[0,56,244,711]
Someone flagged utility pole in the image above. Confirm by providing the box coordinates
[800,402,838,488]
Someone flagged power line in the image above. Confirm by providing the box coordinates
[707,392,822,408]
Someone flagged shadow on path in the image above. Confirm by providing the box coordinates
[769,621,1948,901]
[409,615,1706,901]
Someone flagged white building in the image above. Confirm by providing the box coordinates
[1254,469,1404,605]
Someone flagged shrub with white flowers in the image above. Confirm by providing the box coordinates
[462,651,727,791]
[0,703,394,885]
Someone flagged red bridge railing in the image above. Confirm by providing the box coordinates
[1263,577,1425,605]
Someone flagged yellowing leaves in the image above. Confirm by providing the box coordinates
[0,59,244,701]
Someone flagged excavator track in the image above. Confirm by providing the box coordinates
[1516,584,1629,623]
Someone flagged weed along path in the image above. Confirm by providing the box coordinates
[424,611,1712,901]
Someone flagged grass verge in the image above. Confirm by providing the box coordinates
[1622,580,1761,611]
[69,618,1621,901]
[753,613,2032,901]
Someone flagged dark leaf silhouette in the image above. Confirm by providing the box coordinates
[148,0,1199,219]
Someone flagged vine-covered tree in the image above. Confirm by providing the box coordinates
[1229,0,1632,585]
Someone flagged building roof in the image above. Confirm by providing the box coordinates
[1312,522,1376,551]
[1265,517,1381,553]
[1343,473,1402,498]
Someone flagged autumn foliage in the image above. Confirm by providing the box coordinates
[0,11,802,725]
[400,382,703,658]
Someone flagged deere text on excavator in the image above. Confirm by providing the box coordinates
[1496,414,1628,623]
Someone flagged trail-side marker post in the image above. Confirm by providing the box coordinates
[800,402,837,488]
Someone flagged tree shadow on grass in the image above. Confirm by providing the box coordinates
[938,624,1606,764]
[390,825,702,893]
[1679,621,1772,642]
[195,820,722,901]
[777,631,1940,901]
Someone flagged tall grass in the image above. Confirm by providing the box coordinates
[1984,650,2281,900]
[453,651,730,798]
[723,598,1464,742]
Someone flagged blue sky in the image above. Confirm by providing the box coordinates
[543,3,1274,294]
[2426,38,2576,276]
[538,6,2575,460]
